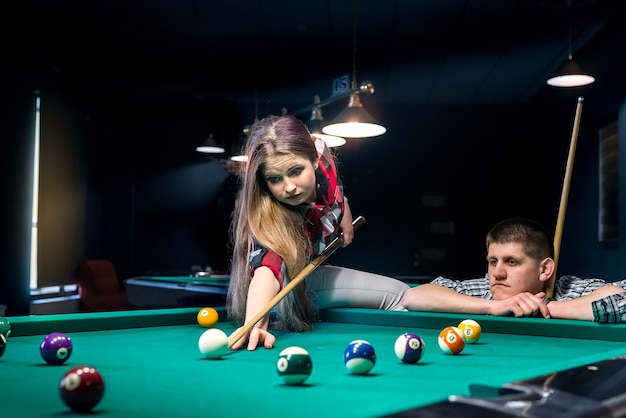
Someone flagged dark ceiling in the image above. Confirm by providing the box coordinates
[9,0,626,111]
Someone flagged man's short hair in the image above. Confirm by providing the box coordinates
[486,217,554,260]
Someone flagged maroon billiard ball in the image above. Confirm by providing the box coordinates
[59,365,105,413]
[40,332,73,365]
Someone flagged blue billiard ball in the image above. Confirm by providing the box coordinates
[344,339,376,375]
[394,333,425,364]
[40,332,73,365]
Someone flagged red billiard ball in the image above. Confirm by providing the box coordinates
[59,365,105,413]
[40,332,73,365]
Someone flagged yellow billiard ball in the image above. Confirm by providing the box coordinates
[197,307,219,328]
[458,319,482,344]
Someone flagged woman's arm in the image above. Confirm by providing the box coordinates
[228,266,280,350]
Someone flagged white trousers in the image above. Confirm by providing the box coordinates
[305,265,409,311]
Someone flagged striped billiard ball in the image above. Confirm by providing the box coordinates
[394,333,425,364]
[438,326,465,355]
[458,319,482,344]
[276,346,312,385]
[344,339,376,374]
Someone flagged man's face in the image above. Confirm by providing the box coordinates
[487,242,545,300]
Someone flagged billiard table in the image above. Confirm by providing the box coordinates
[125,275,230,308]
[3,308,626,417]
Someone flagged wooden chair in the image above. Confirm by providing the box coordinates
[77,259,135,312]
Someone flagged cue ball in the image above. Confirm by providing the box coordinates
[438,326,465,355]
[458,319,482,344]
[394,333,425,364]
[40,332,73,365]
[59,365,105,413]
[197,307,219,328]
[0,334,6,359]
[344,339,376,375]
[198,328,229,359]
[276,346,313,385]
[0,316,11,338]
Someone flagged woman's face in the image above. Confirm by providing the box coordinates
[262,154,318,206]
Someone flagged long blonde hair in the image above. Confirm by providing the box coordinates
[227,115,321,331]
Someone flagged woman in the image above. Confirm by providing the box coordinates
[227,115,409,350]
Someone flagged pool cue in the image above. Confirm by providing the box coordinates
[545,97,584,299]
[227,215,366,348]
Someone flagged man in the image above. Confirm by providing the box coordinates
[401,218,626,322]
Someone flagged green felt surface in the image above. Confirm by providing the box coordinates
[2,309,626,417]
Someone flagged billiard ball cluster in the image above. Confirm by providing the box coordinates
[0,316,106,414]
[437,319,483,355]
[274,319,482,385]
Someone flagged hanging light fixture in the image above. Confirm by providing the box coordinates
[306,95,346,147]
[196,133,225,154]
[322,1,386,138]
[546,0,595,88]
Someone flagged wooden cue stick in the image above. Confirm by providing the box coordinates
[227,215,366,347]
[545,97,584,299]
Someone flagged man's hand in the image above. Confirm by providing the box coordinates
[489,292,551,318]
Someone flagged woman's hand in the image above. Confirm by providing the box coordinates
[339,197,354,247]
[229,325,276,351]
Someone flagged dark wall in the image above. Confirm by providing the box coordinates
[2,14,626,316]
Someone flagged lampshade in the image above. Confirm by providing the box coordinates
[547,58,595,87]
[306,105,346,147]
[196,134,225,153]
[322,93,386,138]
[230,154,248,162]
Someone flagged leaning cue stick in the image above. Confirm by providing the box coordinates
[227,215,366,348]
[545,97,584,299]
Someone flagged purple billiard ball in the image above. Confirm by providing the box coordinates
[394,333,425,364]
[40,332,73,365]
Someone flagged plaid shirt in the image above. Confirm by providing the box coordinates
[432,275,626,323]
[250,136,344,287]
